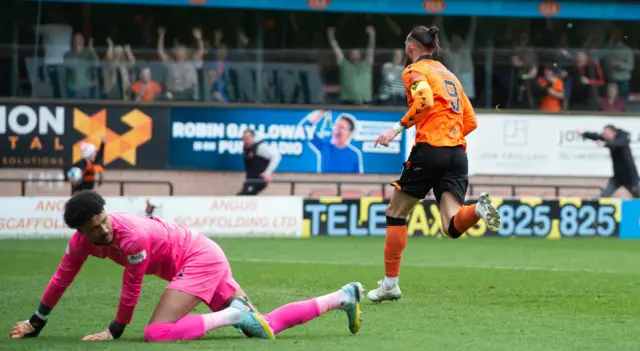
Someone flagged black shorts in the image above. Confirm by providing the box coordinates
[392,143,468,203]
[237,181,267,196]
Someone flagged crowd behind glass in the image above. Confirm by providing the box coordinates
[0,3,637,111]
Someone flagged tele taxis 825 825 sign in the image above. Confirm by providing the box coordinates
[302,197,620,238]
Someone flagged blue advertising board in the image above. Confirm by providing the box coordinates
[619,200,640,239]
[28,0,640,21]
[303,197,620,238]
[169,107,407,174]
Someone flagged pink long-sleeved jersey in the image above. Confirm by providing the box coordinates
[41,212,223,325]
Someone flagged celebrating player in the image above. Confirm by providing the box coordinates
[9,191,363,342]
[368,26,501,303]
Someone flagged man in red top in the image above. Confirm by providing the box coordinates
[572,51,605,111]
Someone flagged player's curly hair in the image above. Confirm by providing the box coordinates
[64,190,106,229]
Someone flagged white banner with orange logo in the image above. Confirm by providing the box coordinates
[0,196,303,238]
[463,114,640,176]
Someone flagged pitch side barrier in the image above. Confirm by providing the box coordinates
[245,178,603,198]
[0,195,623,239]
[0,178,174,196]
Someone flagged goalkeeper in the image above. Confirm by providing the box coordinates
[9,190,363,342]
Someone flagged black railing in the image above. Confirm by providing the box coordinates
[246,178,603,197]
[0,179,174,196]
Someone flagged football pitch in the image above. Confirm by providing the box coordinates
[1,237,639,351]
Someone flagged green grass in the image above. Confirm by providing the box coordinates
[1,237,639,351]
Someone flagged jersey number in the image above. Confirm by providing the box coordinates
[444,79,461,113]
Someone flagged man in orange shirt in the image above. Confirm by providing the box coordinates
[131,67,162,102]
[537,65,565,112]
[368,25,500,303]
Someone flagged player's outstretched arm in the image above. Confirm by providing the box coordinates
[9,233,89,339]
[374,71,433,148]
[578,130,603,141]
[398,70,434,128]
[81,238,150,341]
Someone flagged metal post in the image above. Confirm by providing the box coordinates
[255,10,264,104]
[21,180,26,196]
[11,2,20,97]
[484,35,494,109]
[290,181,295,196]
[119,182,124,196]
[337,183,342,196]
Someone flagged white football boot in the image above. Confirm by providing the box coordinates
[367,279,402,303]
[476,192,501,232]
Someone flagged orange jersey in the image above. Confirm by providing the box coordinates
[400,56,477,150]
[537,77,564,112]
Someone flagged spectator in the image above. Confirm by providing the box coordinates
[603,29,634,100]
[511,33,538,108]
[207,69,227,103]
[207,43,229,102]
[34,11,73,98]
[585,35,602,62]
[553,32,574,110]
[131,67,162,102]
[102,38,136,99]
[436,16,477,100]
[63,33,99,99]
[598,83,626,112]
[571,51,605,111]
[327,26,376,105]
[157,27,204,101]
[536,65,564,113]
[378,49,405,105]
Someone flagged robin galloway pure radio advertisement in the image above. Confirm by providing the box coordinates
[0,103,170,169]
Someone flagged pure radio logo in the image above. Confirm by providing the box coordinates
[0,105,66,167]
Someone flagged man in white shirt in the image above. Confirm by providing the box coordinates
[35,12,73,98]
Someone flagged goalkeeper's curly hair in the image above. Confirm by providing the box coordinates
[64,190,106,229]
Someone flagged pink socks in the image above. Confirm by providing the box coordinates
[144,315,206,342]
[144,308,242,342]
[264,290,347,335]
[144,290,349,342]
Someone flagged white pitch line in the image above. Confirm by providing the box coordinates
[229,258,636,275]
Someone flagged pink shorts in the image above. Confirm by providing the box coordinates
[166,238,240,311]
